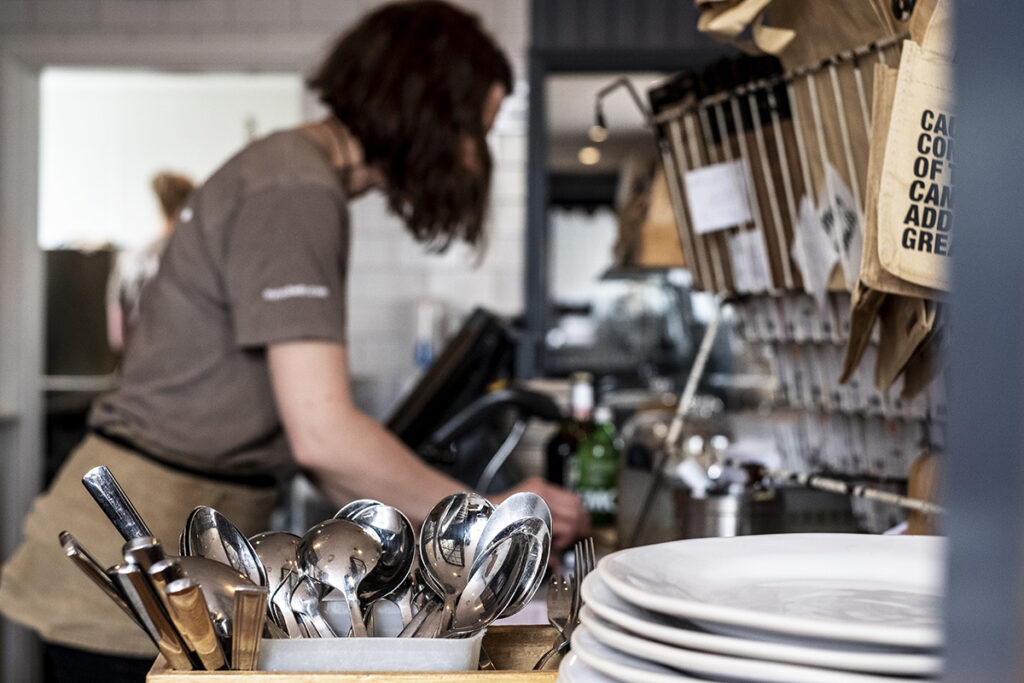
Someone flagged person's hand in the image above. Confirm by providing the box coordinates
[489,476,591,552]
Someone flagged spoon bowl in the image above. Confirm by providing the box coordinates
[418,493,495,636]
[297,519,381,637]
[334,501,415,602]
[249,531,303,637]
[184,506,267,588]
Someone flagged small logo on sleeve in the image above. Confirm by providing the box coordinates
[261,284,330,301]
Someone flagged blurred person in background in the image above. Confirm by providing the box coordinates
[0,3,587,681]
[106,170,194,352]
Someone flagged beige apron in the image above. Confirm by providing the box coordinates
[0,435,277,656]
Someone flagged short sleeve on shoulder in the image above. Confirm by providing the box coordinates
[224,183,349,348]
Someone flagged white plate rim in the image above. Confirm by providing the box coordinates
[598,533,943,648]
[581,572,942,675]
[571,625,710,682]
[558,652,618,683]
[582,607,922,683]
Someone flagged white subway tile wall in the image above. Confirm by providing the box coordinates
[3,0,529,416]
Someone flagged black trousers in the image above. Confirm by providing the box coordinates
[44,642,153,683]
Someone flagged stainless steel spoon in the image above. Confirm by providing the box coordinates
[248,531,303,638]
[475,492,551,556]
[297,519,381,637]
[478,516,551,619]
[184,506,267,588]
[446,530,532,637]
[334,500,415,603]
[288,574,336,638]
[175,555,258,641]
[418,492,495,637]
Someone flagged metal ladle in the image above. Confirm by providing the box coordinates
[334,500,415,603]
[297,519,381,637]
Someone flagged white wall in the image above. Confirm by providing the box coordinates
[39,69,304,250]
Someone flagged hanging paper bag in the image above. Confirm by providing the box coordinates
[876,41,954,291]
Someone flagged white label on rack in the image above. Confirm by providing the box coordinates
[684,160,754,234]
[793,196,838,310]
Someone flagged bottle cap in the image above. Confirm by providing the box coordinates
[594,405,613,424]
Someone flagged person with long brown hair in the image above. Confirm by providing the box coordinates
[0,3,587,680]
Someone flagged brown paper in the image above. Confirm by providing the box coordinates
[839,281,886,383]
[906,450,941,535]
[761,0,904,70]
[637,167,687,267]
[874,295,937,391]
[910,0,953,57]
[876,41,953,291]
[900,312,944,399]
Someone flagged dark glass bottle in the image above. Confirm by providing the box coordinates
[544,372,594,490]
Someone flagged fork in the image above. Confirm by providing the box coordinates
[546,574,572,636]
[533,538,595,669]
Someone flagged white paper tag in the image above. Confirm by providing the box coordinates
[684,160,754,234]
[792,195,838,309]
[730,230,772,293]
[818,164,864,292]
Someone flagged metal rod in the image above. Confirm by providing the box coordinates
[766,88,802,283]
[851,54,873,139]
[628,298,724,547]
[649,35,908,125]
[744,91,795,289]
[771,469,945,516]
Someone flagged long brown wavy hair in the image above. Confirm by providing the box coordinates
[308,1,513,249]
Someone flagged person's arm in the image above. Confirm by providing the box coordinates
[267,339,589,547]
[268,340,464,525]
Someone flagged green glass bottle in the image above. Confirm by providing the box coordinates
[577,405,619,526]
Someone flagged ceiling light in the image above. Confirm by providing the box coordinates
[578,146,601,165]
[588,124,608,142]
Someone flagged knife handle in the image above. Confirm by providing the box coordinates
[166,578,227,671]
[82,466,152,541]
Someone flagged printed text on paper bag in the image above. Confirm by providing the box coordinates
[901,109,954,256]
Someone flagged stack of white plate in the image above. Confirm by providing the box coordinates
[559,533,944,682]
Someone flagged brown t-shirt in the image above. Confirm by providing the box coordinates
[90,129,349,483]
